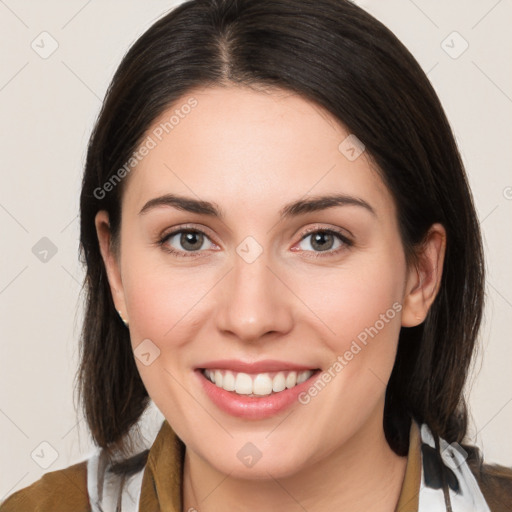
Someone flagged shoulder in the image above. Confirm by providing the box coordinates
[475,463,512,511]
[466,446,512,512]
[0,460,90,512]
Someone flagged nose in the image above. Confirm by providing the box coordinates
[215,250,294,343]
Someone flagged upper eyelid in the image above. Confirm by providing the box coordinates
[299,225,353,241]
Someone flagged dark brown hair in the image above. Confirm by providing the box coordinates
[76,0,484,463]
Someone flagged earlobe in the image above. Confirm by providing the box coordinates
[94,210,128,324]
[401,223,446,327]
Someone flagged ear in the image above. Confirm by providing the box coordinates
[401,223,446,327]
[95,210,128,325]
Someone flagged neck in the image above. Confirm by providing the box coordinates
[182,409,408,512]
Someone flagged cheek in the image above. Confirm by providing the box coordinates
[120,241,212,344]
[120,252,221,419]
[290,260,405,441]
[292,248,406,406]
[121,260,214,426]
[299,253,405,347]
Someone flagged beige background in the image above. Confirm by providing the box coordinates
[0,0,511,500]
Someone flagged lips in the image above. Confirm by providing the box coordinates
[195,359,321,419]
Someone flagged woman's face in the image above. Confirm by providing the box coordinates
[97,85,443,479]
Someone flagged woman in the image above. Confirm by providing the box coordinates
[2,0,511,510]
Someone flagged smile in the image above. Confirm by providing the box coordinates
[202,369,315,396]
[196,363,322,420]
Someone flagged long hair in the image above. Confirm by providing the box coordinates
[76,0,484,461]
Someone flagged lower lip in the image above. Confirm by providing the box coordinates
[196,369,321,420]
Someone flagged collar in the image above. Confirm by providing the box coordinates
[138,420,184,511]
[395,419,421,511]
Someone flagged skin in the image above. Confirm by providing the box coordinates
[96,84,446,511]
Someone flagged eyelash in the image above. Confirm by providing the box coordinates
[157,225,353,259]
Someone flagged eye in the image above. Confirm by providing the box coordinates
[159,228,216,257]
[158,225,353,259]
[295,228,352,257]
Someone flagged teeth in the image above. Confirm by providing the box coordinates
[296,371,309,384]
[203,369,314,396]
[223,371,235,391]
[253,373,273,396]
[286,372,297,388]
[272,372,286,392]
[235,373,253,394]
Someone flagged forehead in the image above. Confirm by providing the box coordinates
[122,85,394,219]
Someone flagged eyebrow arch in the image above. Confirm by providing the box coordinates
[139,194,221,217]
[280,194,376,218]
[138,193,376,219]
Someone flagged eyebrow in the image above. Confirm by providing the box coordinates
[138,193,376,219]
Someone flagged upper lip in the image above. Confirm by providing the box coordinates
[197,359,319,373]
